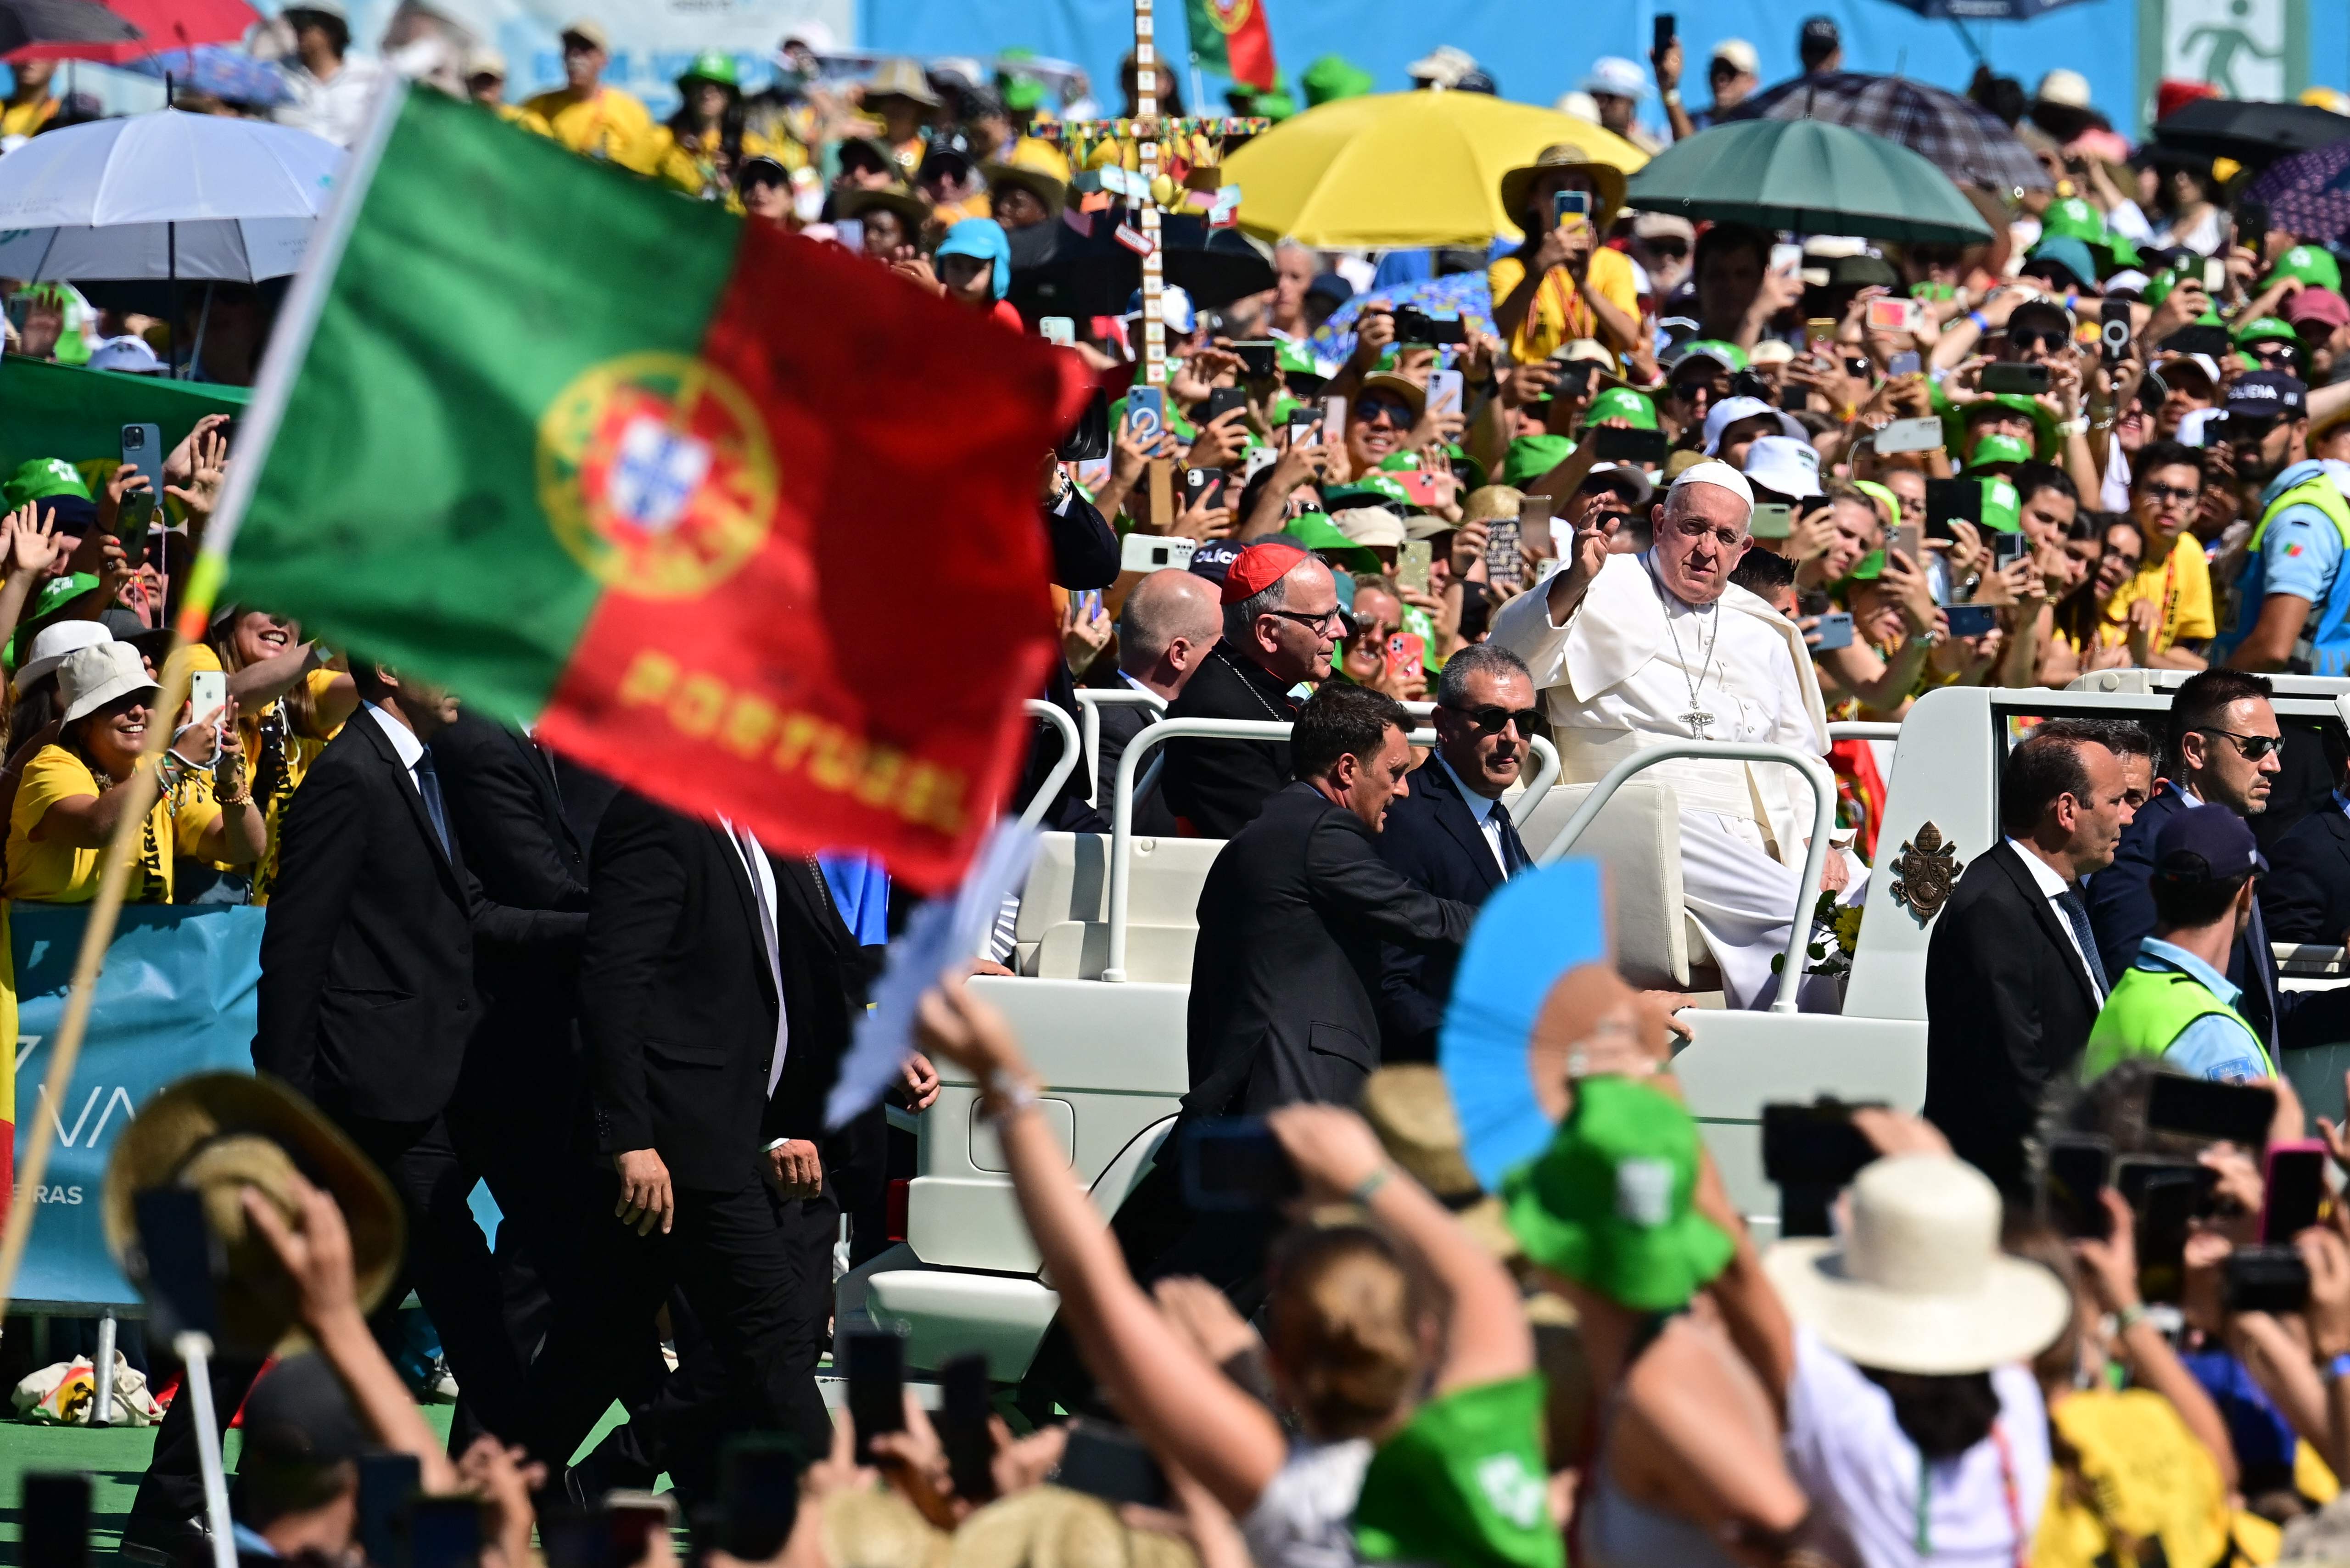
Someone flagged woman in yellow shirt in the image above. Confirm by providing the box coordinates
[6,643,264,905]
[166,608,357,902]
[1489,143,1643,363]
[631,52,774,205]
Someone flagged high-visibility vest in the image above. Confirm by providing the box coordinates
[2082,964,2272,1081]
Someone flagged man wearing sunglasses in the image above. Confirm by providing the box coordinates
[1374,644,1540,1061]
[2213,373,2336,675]
[2087,667,2350,1058]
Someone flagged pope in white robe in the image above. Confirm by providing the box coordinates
[1491,460,1851,1008]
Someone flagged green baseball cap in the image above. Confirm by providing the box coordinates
[2234,314,2299,347]
[1939,386,2057,461]
[1376,451,1423,472]
[1326,473,1414,510]
[1001,73,1046,111]
[2038,196,2105,245]
[1843,549,1886,583]
[1586,386,1659,430]
[1284,511,1382,574]
[1501,1075,1734,1312]
[1668,338,1748,375]
[3,457,90,510]
[677,49,737,89]
[1967,432,2036,470]
[1852,479,1899,524]
[1301,54,1375,106]
[27,571,99,623]
[1446,442,1488,492]
[1502,434,1572,489]
[1276,340,1319,378]
[2264,245,2343,294]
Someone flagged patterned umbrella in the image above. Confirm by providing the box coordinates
[1730,71,2049,193]
[119,47,291,108]
[1876,0,2092,15]
[1308,270,1494,371]
[2243,141,2350,246]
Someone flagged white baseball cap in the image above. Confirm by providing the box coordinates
[13,619,110,693]
[1669,459,1754,510]
[88,335,163,375]
[1580,56,1651,101]
[1742,435,1824,499]
[1711,39,1760,75]
[1701,395,1805,454]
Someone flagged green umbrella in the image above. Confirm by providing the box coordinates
[1623,118,1994,246]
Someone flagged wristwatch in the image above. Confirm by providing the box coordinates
[2055,415,2089,437]
[1662,88,1682,106]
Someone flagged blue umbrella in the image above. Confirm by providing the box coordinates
[1308,270,1494,372]
[120,48,292,108]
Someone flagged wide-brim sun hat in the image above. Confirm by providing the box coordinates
[864,56,942,108]
[835,184,933,232]
[56,640,156,725]
[980,159,1066,218]
[1498,142,1629,233]
[14,618,110,693]
[1763,1153,2070,1375]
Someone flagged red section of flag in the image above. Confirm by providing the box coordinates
[1225,0,1277,91]
[9,0,257,62]
[534,220,1088,892]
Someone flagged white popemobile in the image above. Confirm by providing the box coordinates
[836,668,2350,1390]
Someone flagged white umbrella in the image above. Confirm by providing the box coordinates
[0,108,342,369]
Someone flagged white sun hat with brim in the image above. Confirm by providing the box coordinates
[1742,435,1824,499]
[1701,395,1805,454]
[1763,1154,2071,1375]
[57,640,156,725]
[15,619,111,694]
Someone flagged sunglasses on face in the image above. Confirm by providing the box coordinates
[2138,481,2198,505]
[2007,330,2067,353]
[1645,239,1691,259]
[1448,704,1542,734]
[2195,726,2284,761]
[1357,397,1415,426]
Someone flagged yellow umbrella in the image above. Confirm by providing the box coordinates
[1222,91,1648,249]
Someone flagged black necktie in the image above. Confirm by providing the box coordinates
[1493,798,1532,876]
[414,750,452,860]
[2053,885,2108,995]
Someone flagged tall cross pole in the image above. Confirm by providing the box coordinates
[1135,0,1174,529]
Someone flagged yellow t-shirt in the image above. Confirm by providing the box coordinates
[629,124,780,202]
[2032,1389,2232,1568]
[0,95,57,138]
[163,645,345,902]
[1488,245,1641,363]
[6,745,217,906]
[520,85,653,162]
[2102,530,2216,654]
[492,101,553,137]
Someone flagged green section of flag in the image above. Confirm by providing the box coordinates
[0,358,245,479]
[227,90,744,725]
[1184,0,1234,75]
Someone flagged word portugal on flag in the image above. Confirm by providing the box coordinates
[211,85,1089,891]
[1186,0,1277,91]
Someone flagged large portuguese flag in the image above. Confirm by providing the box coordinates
[218,87,1084,891]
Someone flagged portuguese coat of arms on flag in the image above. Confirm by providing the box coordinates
[218,87,1087,890]
[1186,0,1278,90]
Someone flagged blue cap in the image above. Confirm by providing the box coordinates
[2225,369,2309,420]
[934,218,1013,300]
[1187,536,1242,584]
[2024,235,2099,289]
[2152,805,2268,885]
[1304,272,1354,308]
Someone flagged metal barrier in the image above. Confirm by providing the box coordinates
[1071,689,1167,806]
[1018,700,1081,830]
[1533,742,1838,1015]
[1102,718,1563,983]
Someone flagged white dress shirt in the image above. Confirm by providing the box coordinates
[1434,752,1510,876]
[2003,837,2104,1004]
[366,702,425,789]
[720,817,791,1096]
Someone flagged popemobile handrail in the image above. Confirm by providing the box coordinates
[1018,700,1082,831]
[1070,688,1169,806]
[1533,741,1840,1016]
[1101,718,1562,982]
[1826,722,1902,742]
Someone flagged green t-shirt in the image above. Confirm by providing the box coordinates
[1353,1375,1560,1568]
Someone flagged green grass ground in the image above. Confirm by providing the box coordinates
[0,1403,641,1565]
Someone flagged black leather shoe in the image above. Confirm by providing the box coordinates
[118,1515,210,1568]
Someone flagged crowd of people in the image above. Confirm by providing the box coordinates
[16,6,2350,1568]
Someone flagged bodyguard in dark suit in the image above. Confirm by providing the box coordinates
[1090,568,1221,832]
[1376,645,1539,1063]
[1925,720,2132,1193]
[1162,542,1344,839]
[2260,728,2350,946]
[1186,683,1477,1118]
[523,788,872,1487]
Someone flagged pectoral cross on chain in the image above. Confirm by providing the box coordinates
[1683,709,1716,739]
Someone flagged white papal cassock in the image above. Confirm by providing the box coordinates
[1491,550,1848,1008]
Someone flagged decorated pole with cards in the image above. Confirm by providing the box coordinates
[1134,0,1174,531]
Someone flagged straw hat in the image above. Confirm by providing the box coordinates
[103,1074,403,1356]
[1762,1154,2070,1375]
[1499,142,1628,232]
[835,184,934,233]
[864,56,942,109]
[980,151,1066,218]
